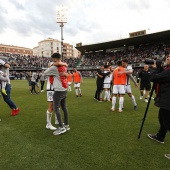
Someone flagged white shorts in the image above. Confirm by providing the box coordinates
[103,83,111,89]
[47,91,54,102]
[125,85,132,94]
[113,85,125,95]
[74,83,80,88]
[68,82,72,85]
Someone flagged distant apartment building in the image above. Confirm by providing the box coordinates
[73,47,81,58]
[63,42,73,58]
[0,44,33,56]
[33,38,61,57]
[33,38,80,58]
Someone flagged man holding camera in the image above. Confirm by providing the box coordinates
[147,54,170,160]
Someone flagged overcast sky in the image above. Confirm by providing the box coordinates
[0,0,170,49]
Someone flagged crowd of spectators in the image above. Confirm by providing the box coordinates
[0,41,170,78]
[82,42,170,67]
[0,53,80,68]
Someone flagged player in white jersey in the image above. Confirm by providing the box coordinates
[46,62,57,130]
[122,59,138,110]
[103,65,112,101]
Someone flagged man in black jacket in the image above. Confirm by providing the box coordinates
[137,64,152,103]
[147,54,170,160]
[94,65,111,102]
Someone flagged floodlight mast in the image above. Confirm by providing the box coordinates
[56,6,68,60]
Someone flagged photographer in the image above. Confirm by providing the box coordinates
[147,54,170,160]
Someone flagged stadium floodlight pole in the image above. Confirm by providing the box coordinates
[56,5,68,61]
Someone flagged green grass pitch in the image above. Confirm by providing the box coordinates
[0,79,169,170]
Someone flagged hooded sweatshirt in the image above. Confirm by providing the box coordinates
[44,66,67,91]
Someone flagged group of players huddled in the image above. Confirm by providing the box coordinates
[94,58,154,112]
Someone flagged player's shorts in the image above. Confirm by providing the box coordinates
[113,85,125,95]
[47,91,54,102]
[103,83,111,89]
[140,82,151,91]
[125,85,132,94]
[68,82,72,85]
[74,83,80,88]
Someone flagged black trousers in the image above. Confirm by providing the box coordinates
[53,91,68,127]
[94,82,103,100]
[31,82,37,93]
[40,81,45,90]
[157,108,170,140]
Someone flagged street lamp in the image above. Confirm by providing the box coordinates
[56,5,68,60]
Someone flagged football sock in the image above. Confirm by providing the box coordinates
[131,95,137,106]
[112,96,116,109]
[119,97,124,111]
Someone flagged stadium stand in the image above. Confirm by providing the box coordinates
[0,30,170,79]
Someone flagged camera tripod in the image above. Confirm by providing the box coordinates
[138,83,156,139]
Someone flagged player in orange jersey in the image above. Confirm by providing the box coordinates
[67,71,73,91]
[111,61,131,112]
[72,67,83,97]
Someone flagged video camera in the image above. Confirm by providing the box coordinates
[144,58,163,67]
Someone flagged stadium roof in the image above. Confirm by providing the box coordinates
[75,30,170,53]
